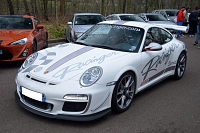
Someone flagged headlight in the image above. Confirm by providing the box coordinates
[10,38,28,45]
[80,66,103,87]
[22,52,38,69]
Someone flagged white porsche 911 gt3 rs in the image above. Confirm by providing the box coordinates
[15,20,187,121]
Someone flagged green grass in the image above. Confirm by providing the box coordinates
[41,17,67,40]
[45,23,66,39]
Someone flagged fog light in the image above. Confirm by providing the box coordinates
[19,49,29,58]
[64,94,88,100]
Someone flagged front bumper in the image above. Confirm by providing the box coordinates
[0,44,31,61]
[15,91,111,121]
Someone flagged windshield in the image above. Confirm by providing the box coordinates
[146,14,168,21]
[165,10,178,16]
[74,15,105,25]
[76,24,144,52]
[0,16,33,30]
[119,15,145,22]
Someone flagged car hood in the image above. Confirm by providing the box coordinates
[0,30,32,45]
[148,21,176,25]
[73,25,94,33]
[168,16,176,22]
[22,43,131,82]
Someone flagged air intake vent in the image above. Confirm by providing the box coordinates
[26,74,57,85]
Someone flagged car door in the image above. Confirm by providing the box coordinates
[32,18,46,50]
[139,27,173,87]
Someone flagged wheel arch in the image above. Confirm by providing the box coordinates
[112,68,139,94]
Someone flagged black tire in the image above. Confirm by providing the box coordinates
[111,72,136,113]
[32,41,37,53]
[173,52,187,80]
[44,34,48,48]
[65,34,71,43]
[65,35,69,43]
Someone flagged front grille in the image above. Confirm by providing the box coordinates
[62,101,87,112]
[22,94,53,111]
[0,50,13,60]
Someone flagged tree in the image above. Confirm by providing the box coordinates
[122,0,127,13]
[23,0,31,15]
[101,0,105,16]
[60,0,64,16]
[43,0,49,21]
[31,0,38,17]
[6,0,14,15]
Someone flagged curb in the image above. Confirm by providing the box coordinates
[48,38,65,44]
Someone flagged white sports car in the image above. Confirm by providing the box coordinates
[15,20,187,121]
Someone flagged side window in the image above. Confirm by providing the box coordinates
[145,27,164,45]
[113,16,119,20]
[33,18,40,28]
[106,16,112,20]
[161,11,167,18]
[159,29,173,43]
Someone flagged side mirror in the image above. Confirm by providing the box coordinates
[144,42,162,51]
[37,24,44,29]
[67,22,72,25]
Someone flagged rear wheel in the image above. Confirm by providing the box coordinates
[173,52,187,80]
[111,72,136,113]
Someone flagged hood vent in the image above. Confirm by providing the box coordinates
[26,74,57,85]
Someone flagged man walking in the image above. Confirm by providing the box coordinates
[194,8,200,47]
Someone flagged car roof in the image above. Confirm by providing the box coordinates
[153,9,178,11]
[0,15,34,18]
[99,20,151,29]
[108,14,136,16]
[74,13,103,16]
[139,13,162,15]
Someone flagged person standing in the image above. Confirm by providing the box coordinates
[183,7,190,26]
[177,7,185,38]
[188,7,199,37]
[195,8,200,47]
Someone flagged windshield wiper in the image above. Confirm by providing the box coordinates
[91,45,117,50]
[74,41,89,46]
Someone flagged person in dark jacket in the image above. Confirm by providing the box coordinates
[188,7,199,37]
[194,8,200,47]
[177,7,185,37]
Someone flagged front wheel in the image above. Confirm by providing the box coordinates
[173,52,187,80]
[32,41,37,54]
[111,72,136,113]
[44,34,48,48]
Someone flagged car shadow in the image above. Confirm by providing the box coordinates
[0,61,24,69]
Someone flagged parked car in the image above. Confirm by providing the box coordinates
[0,15,48,62]
[106,14,146,22]
[15,20,187,121]
[152,9,179,22]
[138,13,177,33]
[65,13,105,42]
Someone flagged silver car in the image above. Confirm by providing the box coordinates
[152,9,179,22]
[106,14,146,22]
[138,13,177,33]
[65,13,105,42]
